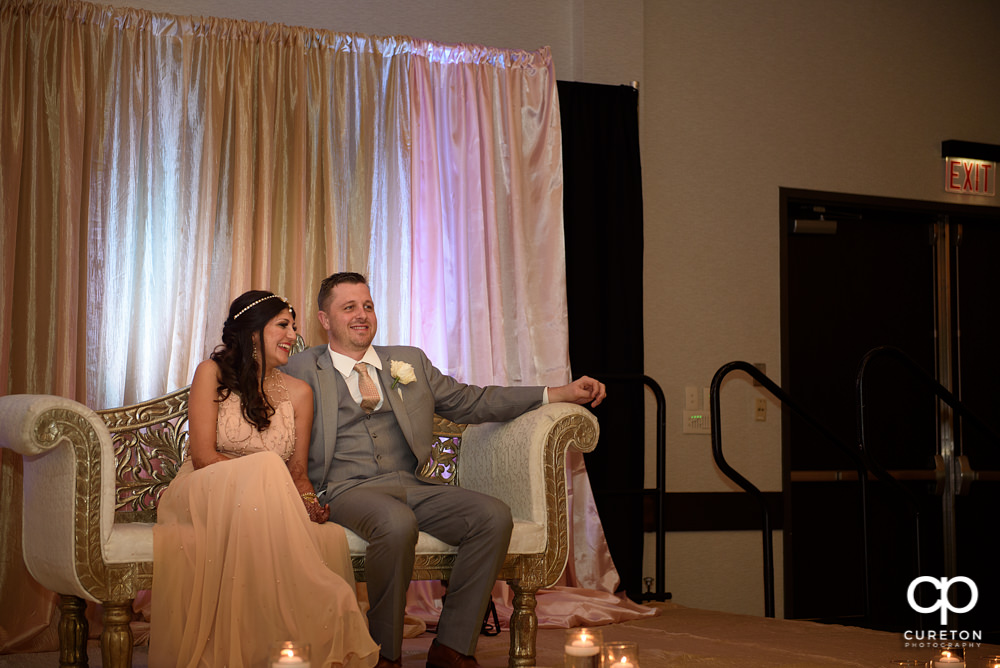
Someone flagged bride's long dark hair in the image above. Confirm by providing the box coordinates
[211,290,295,431]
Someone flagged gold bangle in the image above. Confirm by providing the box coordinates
[301,492,318,503]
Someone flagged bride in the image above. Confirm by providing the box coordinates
[151,290,379,668]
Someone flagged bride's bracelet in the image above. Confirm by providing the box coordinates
[301,492,318,504]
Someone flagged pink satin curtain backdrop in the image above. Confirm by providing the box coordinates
[0,0,649,652]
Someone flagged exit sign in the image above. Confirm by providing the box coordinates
[944,158,995,196]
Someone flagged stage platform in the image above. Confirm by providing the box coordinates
[2,602,995,667]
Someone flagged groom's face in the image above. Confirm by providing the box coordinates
[318,281,378,359]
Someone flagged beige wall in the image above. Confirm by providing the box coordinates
[103,0,1000,617]
[642,0,1000,617]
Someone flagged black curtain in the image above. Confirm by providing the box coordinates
[558,81,645,601]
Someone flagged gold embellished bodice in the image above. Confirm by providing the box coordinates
[216,373,296,461]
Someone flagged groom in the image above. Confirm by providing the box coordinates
[282,272,605,668]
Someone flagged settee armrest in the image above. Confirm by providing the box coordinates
[0,394,117,603]
[458,403,599,530]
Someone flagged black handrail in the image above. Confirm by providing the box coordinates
[596,373,669,602]
[857,346,1000,459]
[855,345,1000,626]
[710,361,871,619]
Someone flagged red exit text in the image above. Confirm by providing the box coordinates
[944,159,995,196]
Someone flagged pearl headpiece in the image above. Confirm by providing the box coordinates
[233,294,290,320]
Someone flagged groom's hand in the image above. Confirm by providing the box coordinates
[548,376,606,408]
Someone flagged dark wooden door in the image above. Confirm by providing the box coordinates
[781,190,1000,641]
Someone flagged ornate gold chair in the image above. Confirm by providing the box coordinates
[0,390,598,668]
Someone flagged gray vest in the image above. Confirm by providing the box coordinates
[330,370,417,480]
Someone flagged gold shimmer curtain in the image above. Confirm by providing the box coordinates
[0,0,629,653]
[2,0,416,405]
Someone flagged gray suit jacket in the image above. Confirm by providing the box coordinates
[282,344,544,494]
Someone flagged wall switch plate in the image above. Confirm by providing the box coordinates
[755,397,767,421]
[683,409,711,434]
[685,385,699,410]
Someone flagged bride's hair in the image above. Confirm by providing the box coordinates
[212,290,296,431]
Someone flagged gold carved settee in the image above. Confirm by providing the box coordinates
[0,389,599,668]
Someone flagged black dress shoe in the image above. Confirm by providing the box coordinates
[426,640,481,668]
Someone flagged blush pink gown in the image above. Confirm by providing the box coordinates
[151,391,379,668]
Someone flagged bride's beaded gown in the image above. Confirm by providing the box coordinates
[151,375,379,668]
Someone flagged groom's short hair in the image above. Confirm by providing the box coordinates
[318,272,368,311]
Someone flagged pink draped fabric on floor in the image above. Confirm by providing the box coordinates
[0,0,651,652]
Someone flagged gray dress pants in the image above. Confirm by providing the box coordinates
[327,471,513,659]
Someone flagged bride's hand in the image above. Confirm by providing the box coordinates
[304,499,330,524]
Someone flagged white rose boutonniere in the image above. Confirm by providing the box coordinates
[390,360,417,391]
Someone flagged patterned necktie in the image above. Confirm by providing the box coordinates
[354,362,380,413]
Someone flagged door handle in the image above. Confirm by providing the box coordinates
[790,456,984,494]
[933,454,975,496]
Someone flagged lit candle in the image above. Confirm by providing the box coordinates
[932,650,963,668]
[603,642,639,668]
[564,633,600,657]
[272,648,311,668]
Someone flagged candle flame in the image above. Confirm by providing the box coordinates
[619,658,629,665]
[942,651,952,658]
[281,649,296,658]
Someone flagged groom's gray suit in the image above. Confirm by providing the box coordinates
[282,343,543,659]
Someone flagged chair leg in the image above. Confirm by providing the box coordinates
[507,582,539,668]
[58,594,89,668]
[101,600,134,668]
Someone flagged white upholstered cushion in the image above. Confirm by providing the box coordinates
[111,518,546,563]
